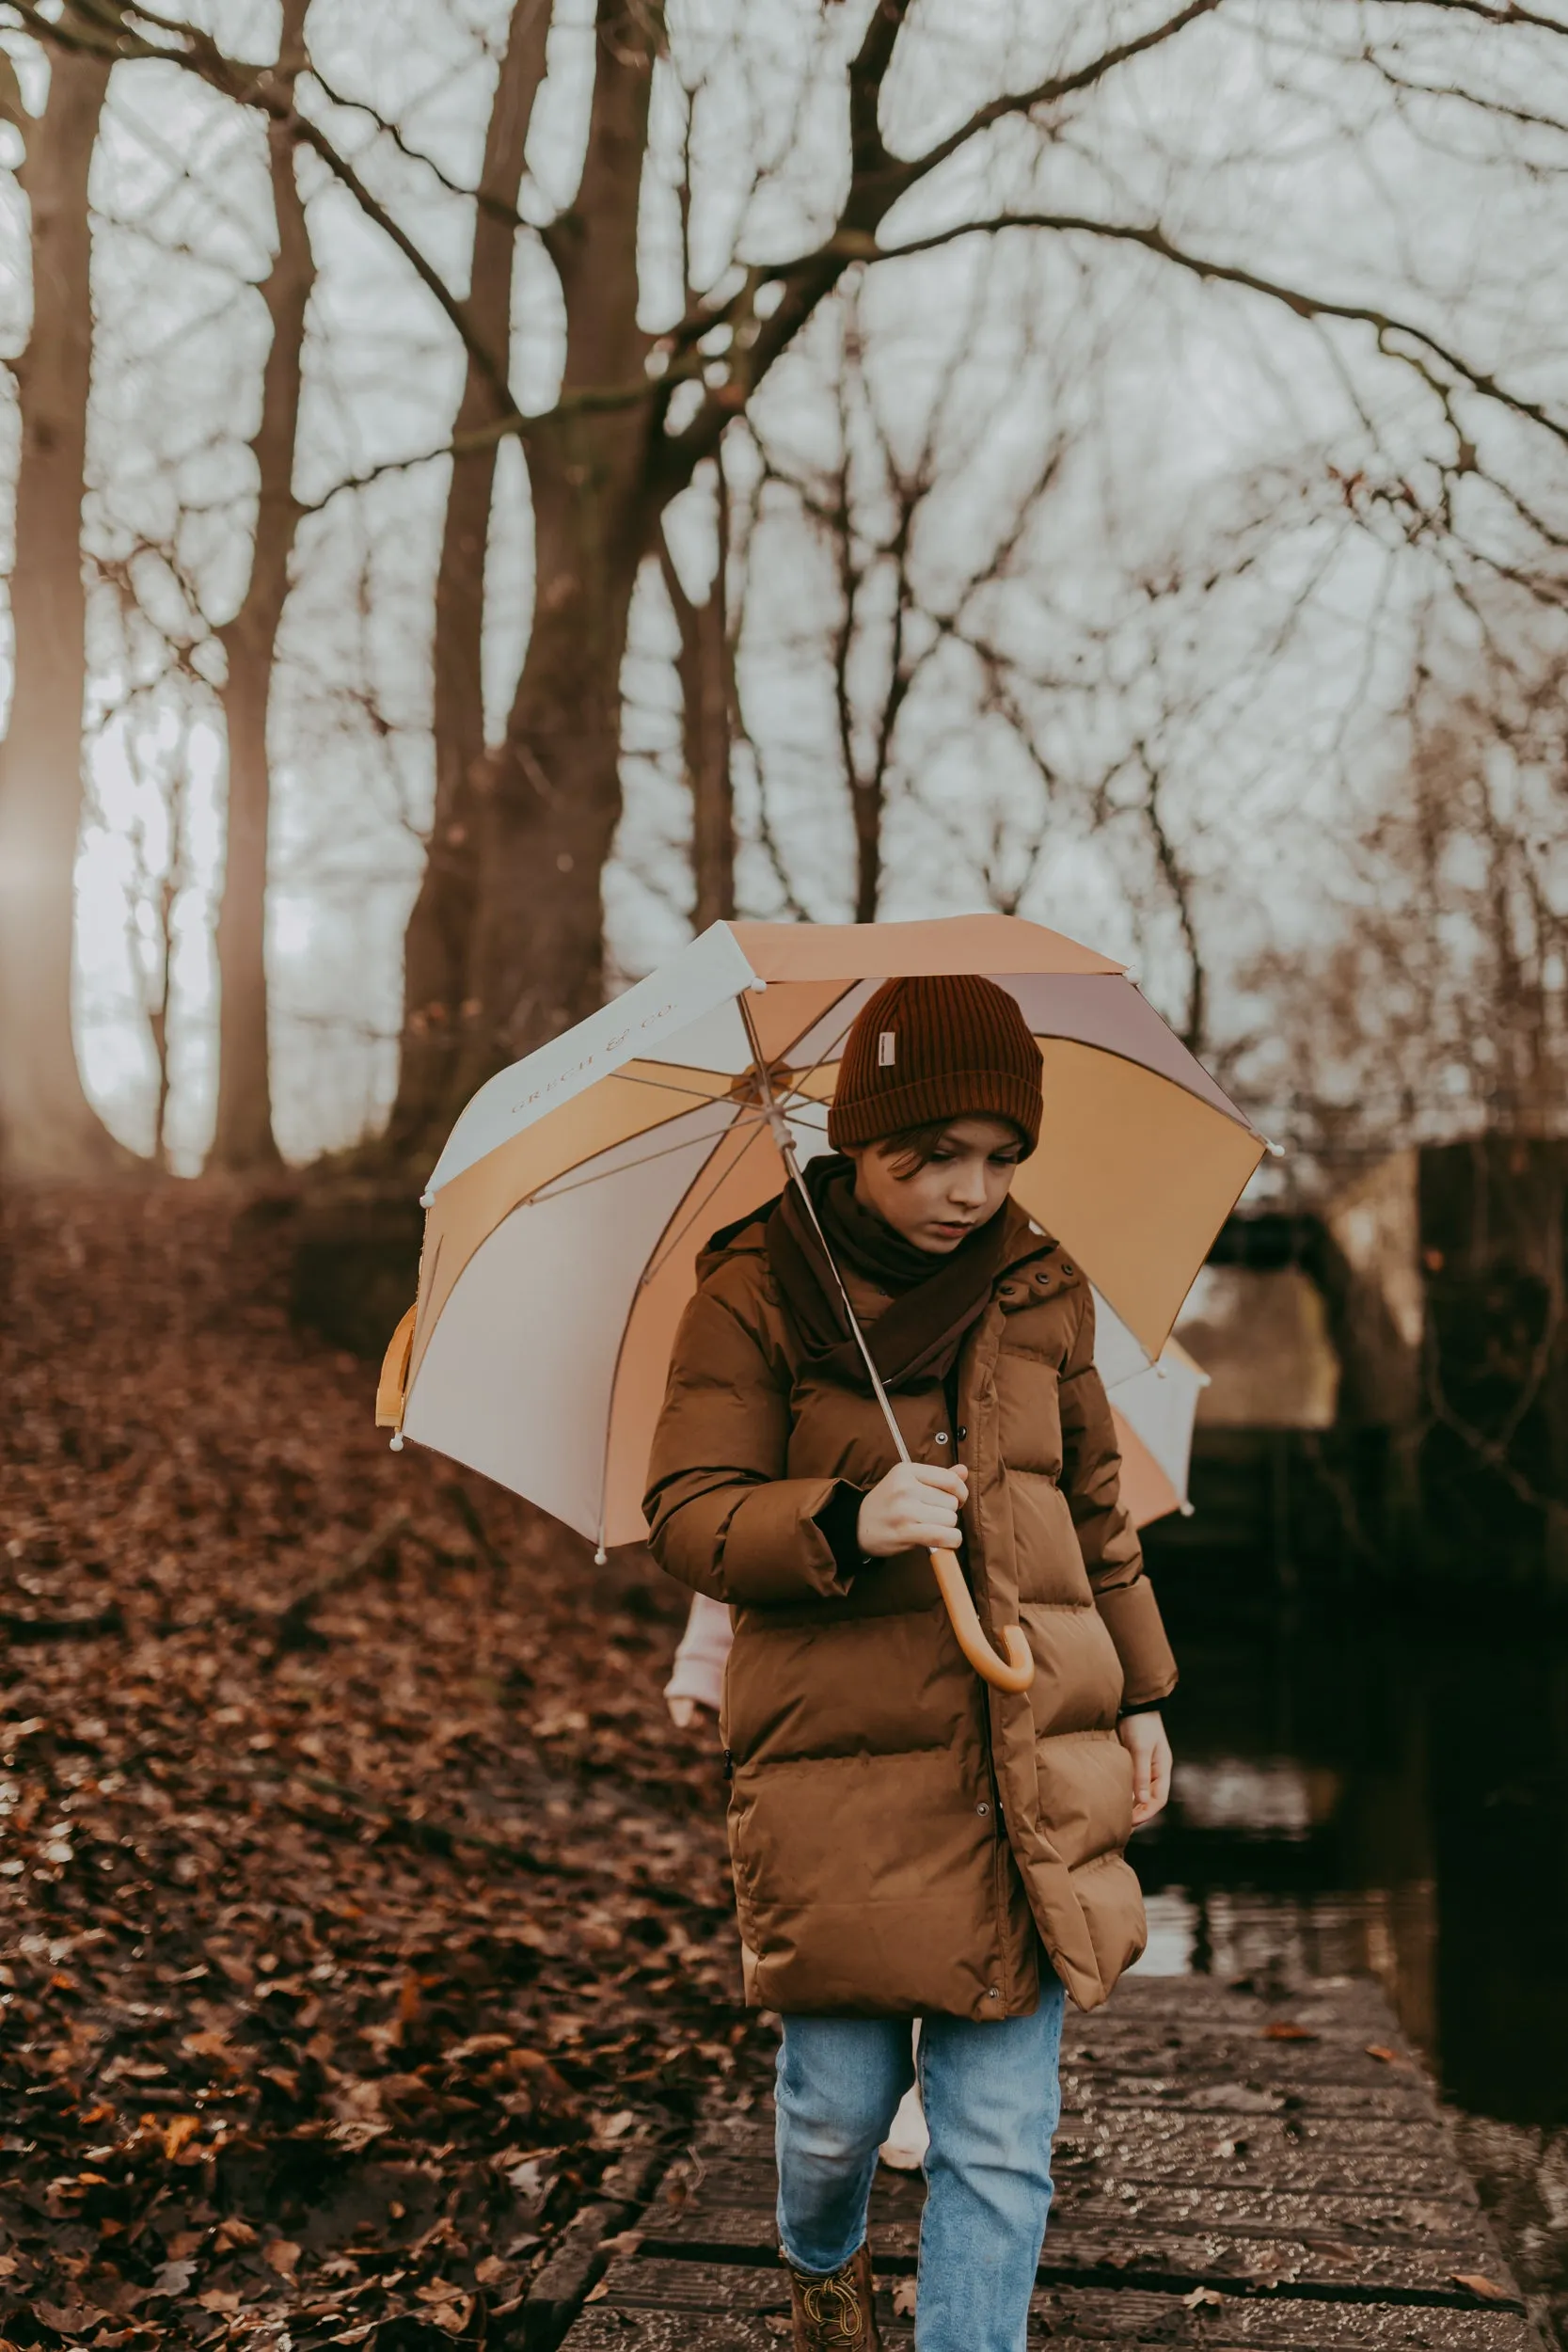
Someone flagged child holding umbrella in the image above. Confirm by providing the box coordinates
[645,975,1175,2352]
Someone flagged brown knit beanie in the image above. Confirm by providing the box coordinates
[827,975,1043,1157]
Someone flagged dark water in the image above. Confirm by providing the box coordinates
[1130,1577,1568,2127]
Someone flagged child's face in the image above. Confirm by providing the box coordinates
[849,1117,1023,1255]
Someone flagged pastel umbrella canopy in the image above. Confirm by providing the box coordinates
[1090,1293,1210,1533]
[377,914,1260,1570]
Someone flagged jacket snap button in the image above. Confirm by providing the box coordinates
[987,1986,1001,2000]
[1062,1263,1074,1276]
[975,1801,990,1817]
[934,1432,949,1445]
[958,1425,967,1439]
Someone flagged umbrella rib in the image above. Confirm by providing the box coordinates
[1026,1027,1260,1136]
[593,1105,780,1557]
[769,1004,861,1115]
[522,1107,770,1208]
[767,991,1259,1139]
[637,1108,779,1291]
[611,1068,738,1106]
[767,985,861,1092]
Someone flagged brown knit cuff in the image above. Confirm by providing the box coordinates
[1094,1578,1178,1708]
[828,1070,1043,1155]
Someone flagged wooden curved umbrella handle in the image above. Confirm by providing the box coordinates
[928,1549,1036,1693]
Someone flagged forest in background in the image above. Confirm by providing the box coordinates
[5,13,1568,2343]
[0,0,1566,1197]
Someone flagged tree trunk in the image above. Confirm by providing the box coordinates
[0,48,117,1180]
[660,453,736,930]
[459,0,660,1083]
[383,0,661,1135]
[463,443,648,1079]
[209,0,314,1172]
[683,583,736,931]
[384,0,551,1168]
[850,779,884,926]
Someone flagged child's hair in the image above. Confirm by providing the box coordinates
[871,1117,1031,1176]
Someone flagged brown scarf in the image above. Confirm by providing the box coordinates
[766,1152,1008,1393]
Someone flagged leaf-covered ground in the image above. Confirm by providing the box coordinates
[0,1182,769,2349]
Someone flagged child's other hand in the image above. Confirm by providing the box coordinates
[857,1461,969,1557]
[1117,1710,1172,1827]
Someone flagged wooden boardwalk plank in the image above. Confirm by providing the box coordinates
[570,2263,1539,2349]
[641,2206,1500,2295]
[556,1979,1535,2348]
[657,2156,1482,2244]
[700,2112,1468,2195]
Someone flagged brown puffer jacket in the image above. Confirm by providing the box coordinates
[642,1200,1177,2017]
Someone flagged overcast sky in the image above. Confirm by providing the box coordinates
[6,0,1565,1173]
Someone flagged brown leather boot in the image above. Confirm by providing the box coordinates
[786,2240,882,2349]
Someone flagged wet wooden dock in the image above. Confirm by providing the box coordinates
[557,1975,1538,2350]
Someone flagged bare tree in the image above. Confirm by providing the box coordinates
[1090,749,1208,1055]
[0,40,117,1180]
[120,697,193,1172]
[209,0,315,1173]
[659,457,737,931]
[14,0,1568,1172]
[741,275,1076,930]
[1241,628,1568,1165]
[386,0,550,1166]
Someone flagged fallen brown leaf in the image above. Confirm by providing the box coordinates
[0,1189,774,2339]
[161,2113,201,2160]
[1259,2022,1318,2042]
[416,2283,474,2333]
[1182,2285,1227,2308]
[1365,2042,1401,2064]
[263,2237,302,2277]
[892,2279,918,2315]
[1452,2273,1513,2303]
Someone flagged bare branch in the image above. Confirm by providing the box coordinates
[304,60,532,228]
[865,210,1568,453]
[1380,0,1568,39]
[9,1,518,410]
[888,0,1227,200]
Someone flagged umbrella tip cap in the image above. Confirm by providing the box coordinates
[594,1545,608,1566]
[389,1433,404,1453]
[420,1188,435,1207]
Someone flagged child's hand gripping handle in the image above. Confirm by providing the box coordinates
[857,1461,1035,1693]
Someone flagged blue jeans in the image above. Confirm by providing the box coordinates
[775,1986,1066,2352]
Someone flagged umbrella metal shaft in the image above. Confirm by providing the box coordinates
[739,1009,1035,1697]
